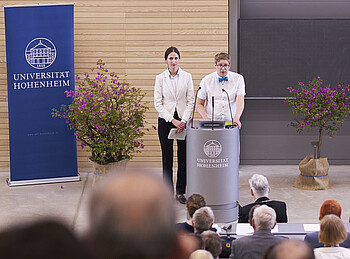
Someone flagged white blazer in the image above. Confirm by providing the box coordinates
[154,68,195,122]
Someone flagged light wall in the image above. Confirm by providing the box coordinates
[0,0,229,171]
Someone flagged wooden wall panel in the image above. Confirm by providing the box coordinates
[0,0,228,172]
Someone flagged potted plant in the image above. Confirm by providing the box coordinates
[52,59,149,180]
[285,77,350,190]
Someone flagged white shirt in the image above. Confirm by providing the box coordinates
[314,247,350,259]
[197,71,245,121]
[167,69,179,93]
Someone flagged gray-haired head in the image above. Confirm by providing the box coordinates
[253,205,276,231]
[264,239,315,259]
[193,206,215,233]
[249,174,269,198]
[189,249,214,259]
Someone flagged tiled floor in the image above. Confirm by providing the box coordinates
[0,165,350,236]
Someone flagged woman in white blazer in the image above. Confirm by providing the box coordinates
[154,46,195,204]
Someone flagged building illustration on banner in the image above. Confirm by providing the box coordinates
[25,37,56,69]
[204,140,222,158]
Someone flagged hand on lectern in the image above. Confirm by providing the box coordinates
[233,117,241,129]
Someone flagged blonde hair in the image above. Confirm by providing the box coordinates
[318,214,347,246]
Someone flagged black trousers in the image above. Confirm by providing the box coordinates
[158,113,186,195]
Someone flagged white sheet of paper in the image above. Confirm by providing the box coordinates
[236,223,279,235]
[168,128,186,140]
[236,223,254,235]
[303,224,320,232]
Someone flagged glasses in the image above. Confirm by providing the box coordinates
[216,64,230,69]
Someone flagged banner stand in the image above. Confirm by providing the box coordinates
[7,175,80,187]
[5,4,79,186]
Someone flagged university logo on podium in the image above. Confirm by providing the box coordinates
[203,140,222,158]
[25,37,56,69]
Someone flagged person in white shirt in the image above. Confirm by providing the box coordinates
[154,46,195,204]
[196,53,245,128]
[314,214,350,259]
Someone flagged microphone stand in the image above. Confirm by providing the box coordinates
[191,87,201,128]
[222,89,234,128]
[212,96,214,130]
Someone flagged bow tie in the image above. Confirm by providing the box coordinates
[218,76,228,83]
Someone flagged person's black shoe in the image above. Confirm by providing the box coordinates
[176,194,186,204]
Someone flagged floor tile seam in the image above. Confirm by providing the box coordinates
[71,172,90,230]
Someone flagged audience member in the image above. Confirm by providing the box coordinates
[0,219,93,259]
[189,249,214,259]
[88,170,196,259]
[193,206,215,234]
[238,174,288,223]
[248,205,261,226]
[304,200,350,248]
[314,214,350,259]
[176,193,206,232]
[230,205,285,259]
[263,239,315,259]
[201,230,222,259]
[171,232,202,259]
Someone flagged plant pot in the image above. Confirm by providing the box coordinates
[294,155,332,190]
[90,159,128,186]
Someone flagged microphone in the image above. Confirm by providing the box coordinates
[212,95,214,130]
[222,89,235,128]
[191,86,201,128]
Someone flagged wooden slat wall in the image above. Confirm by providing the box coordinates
[0,0,228,172]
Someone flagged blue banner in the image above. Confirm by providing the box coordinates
[5,4,78,185]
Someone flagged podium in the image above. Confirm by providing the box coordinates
[186,120,240,223]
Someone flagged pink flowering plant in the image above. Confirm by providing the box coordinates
[285,77,350,158]
[52,59,149,165]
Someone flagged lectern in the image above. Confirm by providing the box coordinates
[187,120,239,223]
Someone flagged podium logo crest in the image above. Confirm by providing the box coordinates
[25,38,57,69]
[204,140,222,158]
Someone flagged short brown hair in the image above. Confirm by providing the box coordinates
[214,53,230,64]
[201,231,222,258]
[319,200,341,219]
[318,214,347,246]
[249,205,261,223]
[186,194,206,218]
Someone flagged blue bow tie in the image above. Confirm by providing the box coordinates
[218,76,228,83]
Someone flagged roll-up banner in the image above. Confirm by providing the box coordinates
[4,4,79,186]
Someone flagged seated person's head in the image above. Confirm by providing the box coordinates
[319,200,341,220]
[318,214,347,246]
[189,249,214,259]
[201,231,222,259]
[249,174,270,198]
[253,205,276,231]
[89,171,176,259]
[193,207,215,233]
[248,205,261,226]
[263,239,315,259]
[186,193,206,219]
[0,219,92,259]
